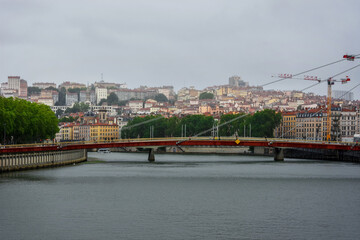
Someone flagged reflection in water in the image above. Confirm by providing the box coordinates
[1,152,360,240]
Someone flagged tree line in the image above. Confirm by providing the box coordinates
[121,109,281,139]
[0,97,59,144]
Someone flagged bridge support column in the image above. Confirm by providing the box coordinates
[148,148,155,162]
[274,148,284,161]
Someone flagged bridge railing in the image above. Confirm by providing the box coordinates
[1,136,358,151]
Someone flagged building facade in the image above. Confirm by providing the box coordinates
[95,87,107,104]
[66,92,79,106]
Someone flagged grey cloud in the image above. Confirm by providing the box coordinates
[1,0,360,98]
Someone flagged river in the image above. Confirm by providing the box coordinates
[1,152,360,240]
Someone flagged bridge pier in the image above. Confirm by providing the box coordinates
[148,148,155,162]
[274,147,284,161]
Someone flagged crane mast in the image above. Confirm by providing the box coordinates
[272,73,350,141]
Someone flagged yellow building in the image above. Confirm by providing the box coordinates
[90,124,119,142]
[295,109,326,140]
[275,112,297,139]
[60,123,119,142]
[60,124,73,141]
[232,89,248,97]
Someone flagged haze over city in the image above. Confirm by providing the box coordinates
[1,0,360,98]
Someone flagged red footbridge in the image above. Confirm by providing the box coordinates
[1,137,360,162]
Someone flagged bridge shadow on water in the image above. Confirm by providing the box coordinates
[87,152,328,166]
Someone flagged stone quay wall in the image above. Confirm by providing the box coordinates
[0,149,87,172]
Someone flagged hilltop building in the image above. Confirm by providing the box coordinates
[333,90,354,101]
[229,75,249,87]
[33,82,57,89]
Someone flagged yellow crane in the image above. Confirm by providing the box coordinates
[325,76,350,141]
[272,74,350,141]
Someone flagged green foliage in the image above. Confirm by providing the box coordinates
[59,116,75,122]
[249,109,282,138]
[199,92,214,100]
[0,97,59,144]
[68,87,86,93]
[55,108,64,117]
[27,87,41,96]
[154,93,168,102]
[165,116,180,137]
[45,86,58,91]
[98,99,107,106]
[107,92,119,105]
[219,110,281,137]
[65,102,90,114]
[122,116,165,139]
[178,115,214,137]
[55,87,66,106]
[120,110,281,139]
[118,100,128,106]
[219,113,248,136]
[121,115,214,139]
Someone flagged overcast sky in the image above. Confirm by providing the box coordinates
[1,0,360,98]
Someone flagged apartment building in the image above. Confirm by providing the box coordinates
[66,92,79,106]
[95,87,107,104]
[90,123,119,142]
[275,112,297,139]
[340,109,358,141]
[33,82,57,89]
[295,109,326,140]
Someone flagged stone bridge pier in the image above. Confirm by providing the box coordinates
[274,147,284,161]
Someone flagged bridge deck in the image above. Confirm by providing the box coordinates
[1,137,360,154]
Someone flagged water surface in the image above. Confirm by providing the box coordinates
[1,153,360,240]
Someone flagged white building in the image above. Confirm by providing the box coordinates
[8,76,20,91]
[128,100,143,112]
[66,92,78,106]
[1,88,17,98]
[38,98,54,106]
[95,87,107,104]
[340,109,358,140]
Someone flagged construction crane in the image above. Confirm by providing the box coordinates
[343,54,360,61]
[272,74,350,141]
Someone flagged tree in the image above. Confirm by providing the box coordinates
[219,113,248,136]
[154,94,168,102]
[218,110,281,137]
[107,92,119,105]
[56,108,64,117]
[59,116,75,122]
[79,102,90,112]
[45,86,58,91]
[0,97,59,144]
[68,87,86,94]
[122,115,163,139]
[121,115,214,139]
[199,92,214,100]
[165,116,180,137]
[98,99,107,106]
[118,100,128,106]
[247,109,282,138]
[55,87,66,106]
[27,87,41,96]
[64,102,89,114]
[178,115,214,137]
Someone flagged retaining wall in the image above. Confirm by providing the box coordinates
[0,149,87,172]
